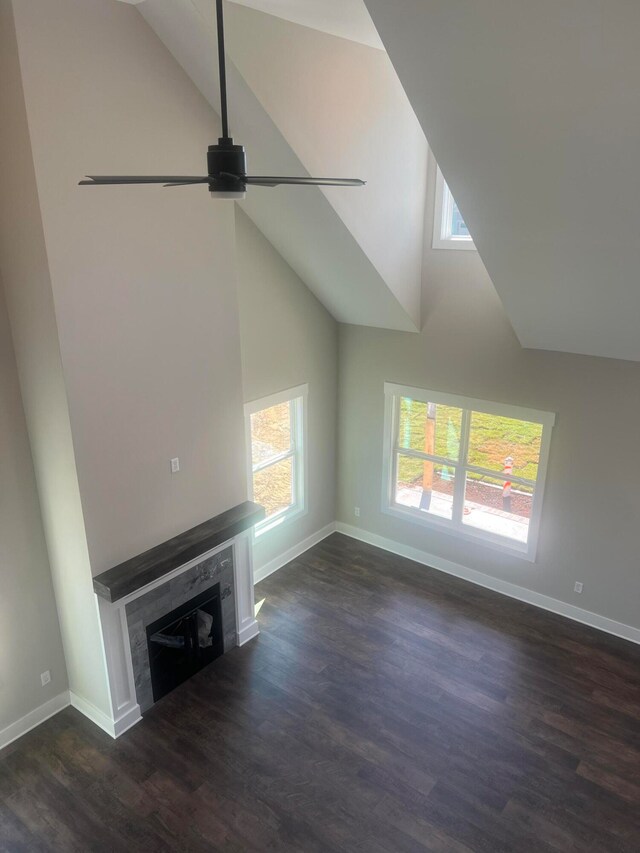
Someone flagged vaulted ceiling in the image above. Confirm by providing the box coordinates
[130,0,426,332]
[364,0,640,361]
[225,0,383,49]
[121,0,640,362]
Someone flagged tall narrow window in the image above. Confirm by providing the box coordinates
[383,384,554,560]
[432,166,476,250]
[245,385,307,536]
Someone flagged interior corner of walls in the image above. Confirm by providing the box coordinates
[254,522,336,585]
[68,692,117,738]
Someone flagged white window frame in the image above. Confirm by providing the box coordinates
[432,167,476,251]
[245,384,308,538]
[382,383,555,561]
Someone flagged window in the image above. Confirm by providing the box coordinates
[245,385,307,536]
[432,167,476,250]
[383,384,555,560]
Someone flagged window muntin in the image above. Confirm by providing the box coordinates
[253,455,294,520]
[383,385,554,559]
[432,166,476,251]
[245,385,307,536]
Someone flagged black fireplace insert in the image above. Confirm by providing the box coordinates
[146,584,224,703]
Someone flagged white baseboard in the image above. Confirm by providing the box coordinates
[238,620,260,646]
[336,522,640,646]
[254,522,336,584]
[69,692,114,737]
[0,691,70,752]
[69,692,141,739]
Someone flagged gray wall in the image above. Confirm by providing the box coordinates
[235,209,338,572]
[0,0,111,718]
[10,0,247,577]
[1,0,249,724]
[337,153,640,631]
[0,280,67,732]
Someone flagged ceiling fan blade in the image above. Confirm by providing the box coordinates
[242,175,366,187]
[79,176,209,185]
[163,180,211,187]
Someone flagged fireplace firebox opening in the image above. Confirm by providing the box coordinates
[145,584,224,703]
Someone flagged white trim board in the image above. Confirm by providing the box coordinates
[0,691,70,752]
[254,523,336,585]
[336,522,640,646]
[69,692,141,739]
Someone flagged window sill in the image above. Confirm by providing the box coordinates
[432,237,477,251]
[254,505,307,540]
[382,503,536,562]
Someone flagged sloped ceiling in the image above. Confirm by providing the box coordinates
[224,3,427,327]
[226,0,383,49]
[130,0,423,331]
[364,0,640,362]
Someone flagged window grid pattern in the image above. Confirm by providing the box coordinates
[384,384,554,560]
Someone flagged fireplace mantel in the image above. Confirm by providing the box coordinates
[92,501,264,739]
[93,501,265,603]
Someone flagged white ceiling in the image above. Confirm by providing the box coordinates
[365,0,640,362]
[137,0,419,331]
[223,0,383,49]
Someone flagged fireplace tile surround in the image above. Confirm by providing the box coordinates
[93,501,264,737]
[126,546,236,712]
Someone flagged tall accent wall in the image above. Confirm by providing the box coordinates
[1,0,248,727]
[0,0,111,719]
[235,209,338,573]
[337,153,640,633]
[10,0,247,576]
[0,280,68,735]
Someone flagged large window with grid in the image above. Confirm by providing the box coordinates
[383,384,554,559]
[245,385,307,536]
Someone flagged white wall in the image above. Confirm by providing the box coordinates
[10,0,247,576]
[337,153,640,632]
[235,209,338,571]
[0,280,68,733]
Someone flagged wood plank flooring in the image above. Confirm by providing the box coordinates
[1,532,639,851]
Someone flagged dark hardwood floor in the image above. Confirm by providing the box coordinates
[2,533,639,852]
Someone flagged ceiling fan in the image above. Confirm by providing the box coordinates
[79,0,365,199]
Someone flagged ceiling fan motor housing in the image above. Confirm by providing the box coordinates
[208,139,246,195]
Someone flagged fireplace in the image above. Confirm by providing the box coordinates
[92,502,265,737]
[146,583,224,703]
[125,546,237,712]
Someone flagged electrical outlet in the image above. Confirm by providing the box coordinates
[354,507,360,518]
[574,582,583,594]
[40,670,51,687]
[170,457,180,474]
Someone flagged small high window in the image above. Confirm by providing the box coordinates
[433,167,476,250]
[383,384,555,560]
[245,385,307,536]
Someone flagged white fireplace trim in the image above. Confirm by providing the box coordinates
[95,529,258,738]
